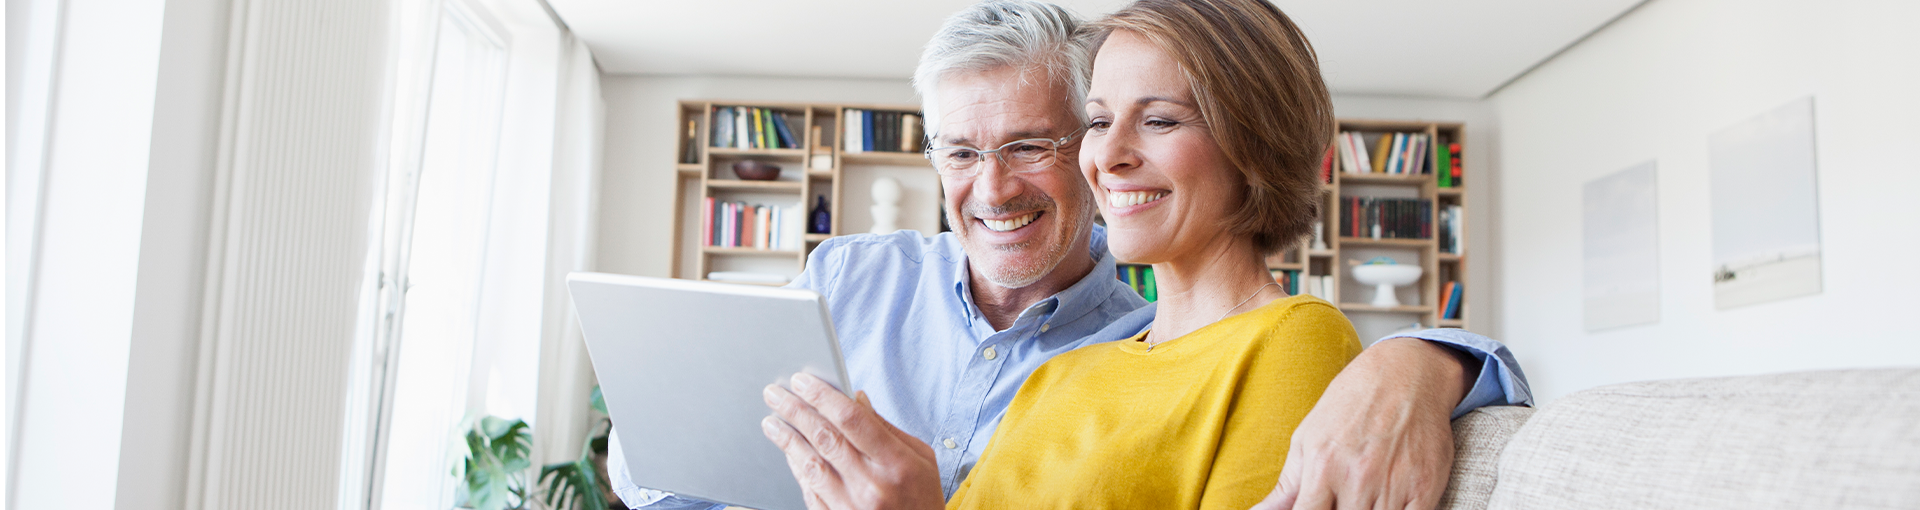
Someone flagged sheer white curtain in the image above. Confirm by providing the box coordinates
[344,0,604,509]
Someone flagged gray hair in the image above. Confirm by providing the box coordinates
[913,0,1095,140]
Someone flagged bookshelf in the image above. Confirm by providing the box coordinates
[1115,119,1470,331]
[671,100,934,285]
[1327,119,1469,330]
[669,105,1471,330]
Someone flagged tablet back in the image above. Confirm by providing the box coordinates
[567,272,847,510]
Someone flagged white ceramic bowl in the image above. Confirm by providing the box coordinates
[1351,264,1422,307]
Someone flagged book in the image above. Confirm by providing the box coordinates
[1438,204,1463,254]
[1371,133,1391,173]
[875,111,892,154]
[901,113,922,152]
[1443,282,1464,319]
[1319,145,1335,183]
[1407,134,1427,174]
[756,108,768,149]
[1437,138,1454,187]
[702,197,714,246]
[1142,266,1157,302]
[1385,133,1404,175]
[712,107,734,148]
[1334,134,1355,174]
[733,107,749,149]
[862,110,875,152]
[1449,143,1463,186]
[844,109,864,153]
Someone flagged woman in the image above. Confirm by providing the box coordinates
[945,0,1356,508]
[778,0,1357,508]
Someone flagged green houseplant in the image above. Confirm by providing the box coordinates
[454,416,534,510]
[538,386,613,510]
[456,387,615,510]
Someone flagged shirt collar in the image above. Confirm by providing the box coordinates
[948,225,1122,330]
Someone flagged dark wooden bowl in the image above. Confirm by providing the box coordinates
[732,160,782,181]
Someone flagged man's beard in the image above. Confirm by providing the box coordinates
[952,189,1091,289]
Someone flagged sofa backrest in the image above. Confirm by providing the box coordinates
[1464,368,1920,509]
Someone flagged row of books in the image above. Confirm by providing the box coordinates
[1339,197,1432,239]
[844,109,924,153]
[701,198,804,251]
[1438,281,1465,320]
[1438,204,1464,255]
[711,106,801,150]
[1271,270,1336,301]
[1324,132,1465,188]
[1117,264,1158,302]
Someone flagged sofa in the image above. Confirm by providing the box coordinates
[1440,368,1920,509]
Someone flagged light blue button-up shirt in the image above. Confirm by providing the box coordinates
[610,227,1531,509]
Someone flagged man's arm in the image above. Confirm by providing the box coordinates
[1254,330,1531,510]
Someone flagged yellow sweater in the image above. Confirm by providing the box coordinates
[946,295,1361,510]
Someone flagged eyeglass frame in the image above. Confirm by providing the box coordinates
[921,127,1086,177]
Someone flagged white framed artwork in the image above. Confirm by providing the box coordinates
[1709,96,1823,309]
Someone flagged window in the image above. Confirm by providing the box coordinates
[361,1,514,509]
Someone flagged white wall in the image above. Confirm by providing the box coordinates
[10,0,169,507]
[595,75,918,278]
[1491,0,1920,402]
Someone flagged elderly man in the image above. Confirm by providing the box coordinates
[614,2,1528,509]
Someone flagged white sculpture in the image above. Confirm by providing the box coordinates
[869,177,902,234]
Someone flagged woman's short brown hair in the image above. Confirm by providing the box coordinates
[1093,0,1332,254]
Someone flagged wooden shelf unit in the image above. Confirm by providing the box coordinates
[1325,118,1469,330]
[668,107,1471,328]
[672,100,931,284]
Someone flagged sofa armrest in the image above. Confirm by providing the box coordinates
[1439,405,1533,510]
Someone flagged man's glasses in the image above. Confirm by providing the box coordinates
[922,128,1083,178]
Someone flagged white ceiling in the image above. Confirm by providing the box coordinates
[548,0,1643,99]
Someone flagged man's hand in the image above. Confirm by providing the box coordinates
[761,373,945,510]
[1253,337,1477,510]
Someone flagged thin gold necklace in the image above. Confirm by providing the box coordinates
[1145,282,1279,353]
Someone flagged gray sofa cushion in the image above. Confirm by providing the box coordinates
[1486,368,1920,509]
[1442,406,1534,510]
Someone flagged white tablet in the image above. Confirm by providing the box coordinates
[567,272,849,510]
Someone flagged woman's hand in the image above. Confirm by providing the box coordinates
[762,373,946,510]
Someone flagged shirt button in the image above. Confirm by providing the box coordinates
[1040,324,1051,333]
[982,346,998,360]
[943,438,959,449]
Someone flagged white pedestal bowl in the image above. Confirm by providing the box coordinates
[1350,264,1422,308]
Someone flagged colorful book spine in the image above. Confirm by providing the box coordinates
[844,109,864,153]
[772,111,797,149]
[1319,145,1334,183]
[1370,133,1391,173]
[1449,143,1463,186]
[862,110,875,152]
